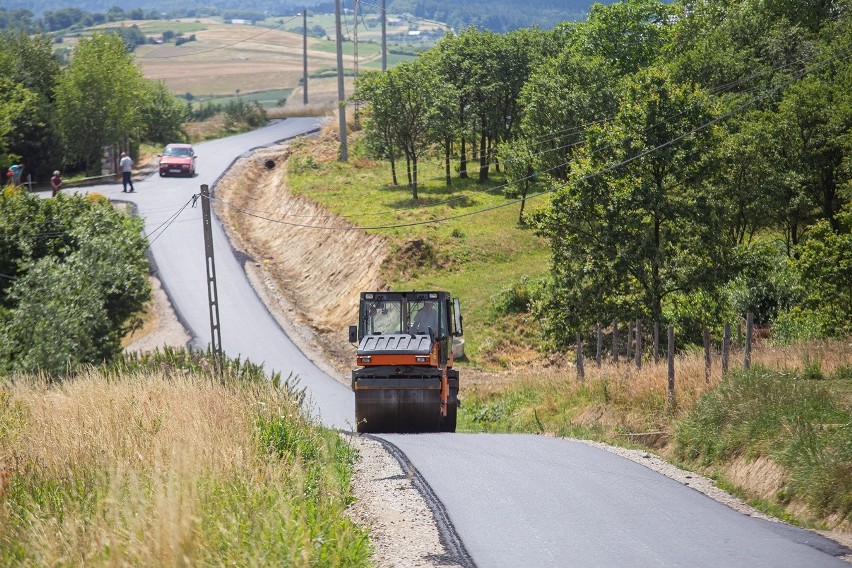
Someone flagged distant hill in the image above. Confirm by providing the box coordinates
[2,0,616,33]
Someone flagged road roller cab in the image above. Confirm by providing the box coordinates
[349,291,463,433]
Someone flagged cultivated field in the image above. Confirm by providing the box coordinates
[67,15,439,105]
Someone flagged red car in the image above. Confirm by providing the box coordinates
[158,143,196,177]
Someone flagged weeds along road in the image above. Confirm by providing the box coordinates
[75,120,849,568]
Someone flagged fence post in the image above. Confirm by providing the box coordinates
[635,319,642,369]
[595,323,602,367]
[737,323,743,349]
[703,328,711,385]
[576,332,585,381]
[667,325,675,406]
[744,312,753,370]
[721,323,731,375]
[653,322,659,364]
[612,320,619,364]
[626,321,633,361]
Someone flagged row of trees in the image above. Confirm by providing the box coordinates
[0,30,186,180]
[354,0,852,346]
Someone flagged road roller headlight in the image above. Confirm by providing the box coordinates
[415,356,428,362]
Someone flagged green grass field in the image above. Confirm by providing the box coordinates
[287,139,551,363]
[194,88,294,108]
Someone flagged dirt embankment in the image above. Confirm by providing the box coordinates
[213,141,387,380]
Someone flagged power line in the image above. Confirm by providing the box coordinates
[204,46,842,232]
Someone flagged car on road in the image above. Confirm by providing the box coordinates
[158,143,196,177]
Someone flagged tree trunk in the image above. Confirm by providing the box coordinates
[390,155,398,186]
[412,154,418,200]
[405,154,412,188]
[459,137,468,179]
[444,137,452,187]
[478,132,489,182]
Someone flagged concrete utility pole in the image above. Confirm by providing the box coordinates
[200,184,223,379]
[335,0,348,161]
[381,0,387,71]
[303,8,308,104]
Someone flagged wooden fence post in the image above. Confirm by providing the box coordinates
[595,323,602,367]
[667,325,675,406]
[576,332,585,381]
[635,319,642,369]
[626,321,633,361]
[721,323,731,375]
[737,323,743,349]
[703,328,711,385]
[613,320,619,364]
[744,312,753,370]
[653,322,659,364]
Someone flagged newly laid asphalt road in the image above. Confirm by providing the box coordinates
[68,119,850,567]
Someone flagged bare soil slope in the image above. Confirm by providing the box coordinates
[213,132,386,379]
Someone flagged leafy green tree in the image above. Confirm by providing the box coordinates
[354,70,403,186]
[0,31,62,180]
[0,190,150,376]
[0,78,36,170]
[55,32,147,173]
[534,67,727,343]
[792,211,852,337]
[140,80,187,143]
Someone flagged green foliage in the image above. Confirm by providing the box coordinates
[54,32,148,172]
[794,219,852,337]
[674,366,852,521]
[0,191,150,376]
[139,80,187,143]
[223,99,267,131]
[725,241,801,326]
[491,275,541,317]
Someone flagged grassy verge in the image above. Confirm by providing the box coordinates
[285,131,551,365]
[0,348,371,566]
[457,342,851,529]
[674,363,852,528]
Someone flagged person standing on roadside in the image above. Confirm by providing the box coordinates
[120,151,135,193]
[50,170,63,197]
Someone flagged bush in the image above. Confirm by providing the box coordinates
[674,366,852,520]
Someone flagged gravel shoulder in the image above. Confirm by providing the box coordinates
[127,138,852,566]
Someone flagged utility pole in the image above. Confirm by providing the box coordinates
[335,0,348,161]
[200,184,224,382]
[353,0,360,128]
[302,7,308,104]
[381,0,387,72]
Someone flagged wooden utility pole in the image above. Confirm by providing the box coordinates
[381,0,387,72]
[335,0,348,161]
[200,185,223,381]
[302,8,308,104]
[353,0,360,128]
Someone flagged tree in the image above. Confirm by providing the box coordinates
[55,32,147,173]
[0,190,150,376]
[0,31,63,180]
[534,67,728,343]
[140,80,187,143]
[0,78,36,171]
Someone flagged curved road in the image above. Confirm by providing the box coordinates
[73,120,849,567]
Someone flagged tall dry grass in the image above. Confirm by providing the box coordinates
[462,338,851,438]
[0,369,369,566]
